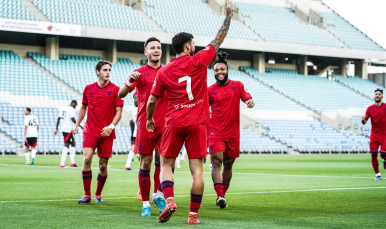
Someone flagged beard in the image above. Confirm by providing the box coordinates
[189,49,195,56]
[149,56,160,63]
[375,98,382,103]
[215,72,229,85]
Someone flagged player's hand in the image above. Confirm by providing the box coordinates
[245,99,255,108]
[361,116,367,125]
[24,137,27,143]
[146,119,155,133]
[73,126,79,135]
[54,129,58,136]
[101,127,113,137]
[126,72,141,85]
[225,0,234,18]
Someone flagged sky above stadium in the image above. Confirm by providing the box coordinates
[323,0,386,52]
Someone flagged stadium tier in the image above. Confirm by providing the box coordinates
[332,74,385,100]
[143,0,255,40]
[233,0,341,48]
[240,129,287,154]
[30,0,153,31]
[29,52,136,106]
[0,51,74,107]
[242,67,372,113]
[0,0,38,21]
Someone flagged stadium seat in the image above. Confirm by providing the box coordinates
[0,0,38,21]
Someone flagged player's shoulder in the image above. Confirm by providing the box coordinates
[84,82,96,90]
[208,82,218,91]
[108,82,120,90]
[135,65,148,73]
[367,104,375,109]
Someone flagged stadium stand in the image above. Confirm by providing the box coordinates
[0,50,74,107]
[242,67,372,113]
[0,0,38,21]
[0,138,17,154]
[30,0,154,31]
[318,11,384,52]
[332,74,384,100]
[233,0,342,48]
[143,0,255,40]
[240,129,287,154]
[28,52,136,106]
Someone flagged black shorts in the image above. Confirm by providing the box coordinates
[131,137,136,145]
[25,137,37,147]
[62,132,75,143]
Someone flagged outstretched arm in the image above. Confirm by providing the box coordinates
[209,0,234,51]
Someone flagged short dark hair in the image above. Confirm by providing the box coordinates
[214,52,229,69]
[375,88,383,94]
[144,37,161,50]
[71,100,77,104]
[95,60,112,72]
[172,32,194,55]
[26,107,31,113]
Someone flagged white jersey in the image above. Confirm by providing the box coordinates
[24,115,39,138]
[133,113,137,138]
[58,106,76,133]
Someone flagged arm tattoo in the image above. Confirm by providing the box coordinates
[210,15,232,51]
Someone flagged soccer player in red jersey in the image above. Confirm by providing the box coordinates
[362,88,386,180]
[118,37,167,216]
[146,1,234,224]
[208,52,254,208]
[73,60,124,204]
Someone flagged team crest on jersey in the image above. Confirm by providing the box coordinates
[90,91,95,95]
[107,91,112,96]
[383,108,386,111]
[210,145,214,151]
[231,86,236,92]
[109,151,112,156]
[144,73,150,77]
[139,145,143,151]
[213,92,218,95]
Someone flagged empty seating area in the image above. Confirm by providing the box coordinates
[233,1,341,48]
[263,120,369,153]
[0,50,73,101]
[0,0,38,21]
[332,74,384,99]
[243,67,371,113]
[240,129,287,154]
[318,11,384,52]
[29,52,136,106]
[349,115,371,138]
[143,0,255,41]
[0,139,17,154]
[30,0,154,31]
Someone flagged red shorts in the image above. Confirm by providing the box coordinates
[135,127,164,155]
[83,134,113,158]
[160,123,207,159]
[370,140,386,152]
[208,138,240,158]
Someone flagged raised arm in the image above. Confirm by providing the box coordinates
[119,71,141,98]
[209,0,234,51]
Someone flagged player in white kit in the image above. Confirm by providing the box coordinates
[24,108,39,165]
[125,92,138,170]
[54,100,82,168]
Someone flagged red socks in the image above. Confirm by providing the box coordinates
[371,152,380,174]
[95,174,107,196]
[161,180,174,199]
[82,170,92,197]
[190,194,203,213]
[154,164,161,193]
[223,184,230,196]
[138,169,151,201]
[214,183,224,197]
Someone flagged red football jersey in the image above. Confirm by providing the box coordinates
[208,80,252,140]
[151,44,215,127]
[82,82,124,139]
[124,64,167,129]
[365,103,386,142]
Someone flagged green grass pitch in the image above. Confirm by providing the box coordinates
[0,154,385,228]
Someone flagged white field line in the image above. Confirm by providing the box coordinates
[0,163,374,179]
[1,186,385,203]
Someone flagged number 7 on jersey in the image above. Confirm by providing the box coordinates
[178,76,194,100]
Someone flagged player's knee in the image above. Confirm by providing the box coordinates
[99,163,107,173]
[83,156,92,165]
[223,160,234,170]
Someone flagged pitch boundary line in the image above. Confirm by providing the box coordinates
[1,186,385,203]
[0,163,374,179]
